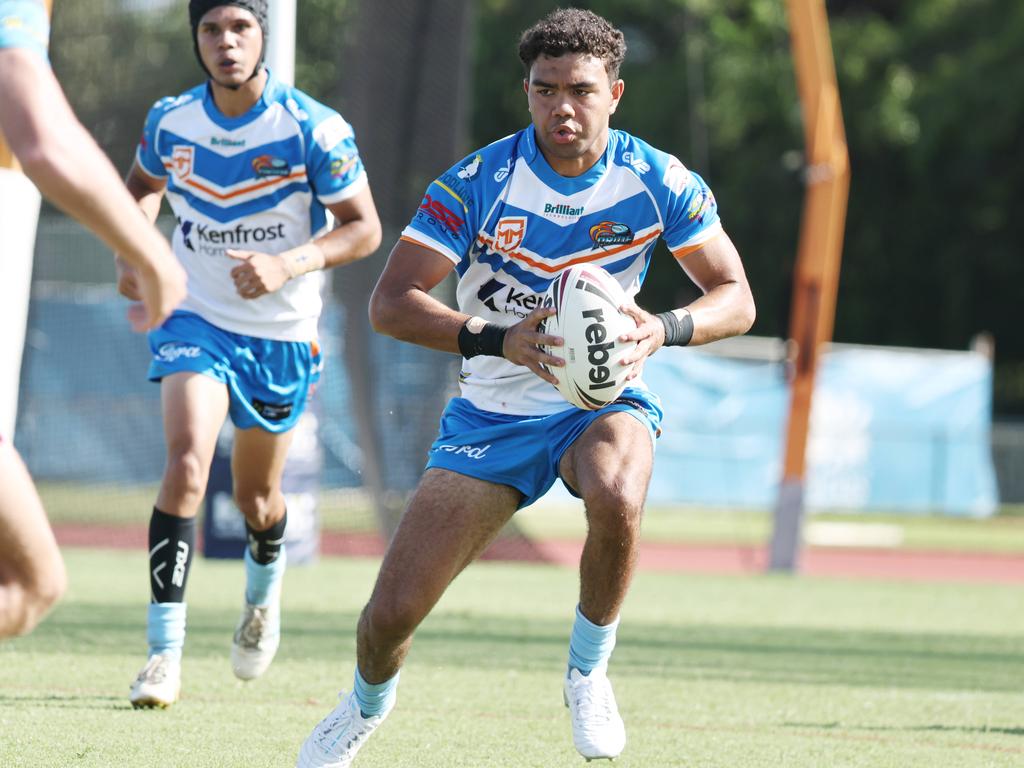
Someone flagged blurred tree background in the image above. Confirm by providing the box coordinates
[49,0,1024,414]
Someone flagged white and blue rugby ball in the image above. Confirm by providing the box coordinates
[541,265,638,410]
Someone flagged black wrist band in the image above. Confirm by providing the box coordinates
[656,310,694,346]
[458,319,508,358]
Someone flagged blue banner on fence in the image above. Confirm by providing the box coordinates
[642,344,998,516]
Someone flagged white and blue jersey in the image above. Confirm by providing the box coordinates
[135,72,367,342]
[401,127,722,415]
[0,0,49,60]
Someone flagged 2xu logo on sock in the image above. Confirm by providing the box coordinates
[171,541,189,588]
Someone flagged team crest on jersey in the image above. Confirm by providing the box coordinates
[590,221,634,247]
[495,217,527,254]
[252,155,291,178]
[171,146,194,181]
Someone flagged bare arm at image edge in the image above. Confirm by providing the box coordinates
[0,47,186,330]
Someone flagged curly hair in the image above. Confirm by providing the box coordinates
[518,8,627,81]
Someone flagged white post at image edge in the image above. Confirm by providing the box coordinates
[0,170,42,439]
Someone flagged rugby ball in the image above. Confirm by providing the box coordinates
[541,265,638,410]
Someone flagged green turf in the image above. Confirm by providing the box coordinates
[1,548,1022,767]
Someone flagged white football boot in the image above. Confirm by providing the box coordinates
[230,600,280,680]
[129,652,181,709]
[296,691,390,768]
[563,667,626,761]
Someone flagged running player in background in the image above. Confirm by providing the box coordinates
[296,7,754,767]
[0,0,187,639]
[120,0,380,708]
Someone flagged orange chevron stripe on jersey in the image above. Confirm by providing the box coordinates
[476,227,662,274]
[161,165,307,201]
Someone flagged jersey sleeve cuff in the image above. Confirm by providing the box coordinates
[134,148,167,180]
[669,221,723,259]
[317,171,368,205]
[398,229,462,266]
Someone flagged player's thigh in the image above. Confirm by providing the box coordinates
[558,410,654,505]
[160,371,230,462]
[371,469,520,611]
[0,443,63,587]
[230,426,294,498]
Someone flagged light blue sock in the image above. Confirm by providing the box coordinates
[244,545,286,606]
[567,604,619,677]
[353,667,399,718]
[147,602,187,659]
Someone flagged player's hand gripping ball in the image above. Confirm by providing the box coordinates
[540,265,638,410]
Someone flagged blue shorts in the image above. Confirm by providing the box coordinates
[425,388,663,509]
[147,311,321,433]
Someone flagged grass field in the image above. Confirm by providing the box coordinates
[1,548,1022,767]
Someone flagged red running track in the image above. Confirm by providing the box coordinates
[53,524,1024,584]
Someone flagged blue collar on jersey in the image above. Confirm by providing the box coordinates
[201,67,282,129]
[520,126,614,196]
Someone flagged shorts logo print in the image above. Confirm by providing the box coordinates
[251,399,294,422]
[434,443,491,460]
[157,343,202,363]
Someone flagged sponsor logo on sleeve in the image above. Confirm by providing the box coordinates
[687,190,715,223]
[437,173,472,208]
[457,154,483,180]
[417,194,464,236]
[663,157,693,196]
[331,154,358,178]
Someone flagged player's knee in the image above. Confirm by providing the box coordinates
[32,561,67,622]
[232,486,275,527]
[3,567,65,638]
[163,450,210,502]
[583,479,643,537]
